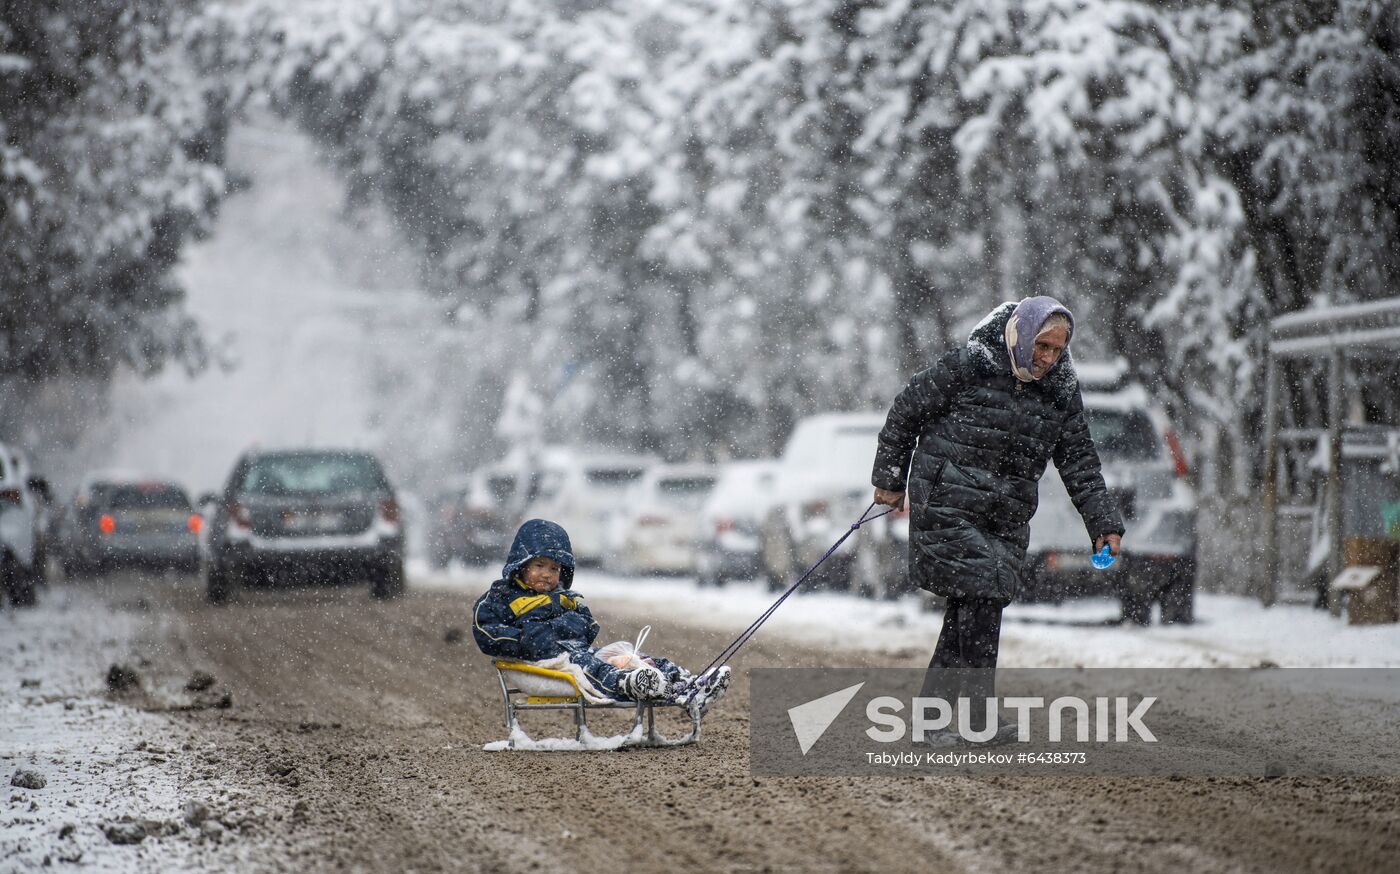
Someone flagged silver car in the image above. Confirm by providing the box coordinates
[61,478,201,577]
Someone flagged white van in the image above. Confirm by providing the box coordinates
[613,463,719,574]
[695,459,780,587]
[519,447,659,564]
[0,442,45,606]
[760,413,906,593]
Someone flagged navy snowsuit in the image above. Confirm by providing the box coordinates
[471,519,682,699]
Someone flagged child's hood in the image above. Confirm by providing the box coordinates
[501,518,576,589]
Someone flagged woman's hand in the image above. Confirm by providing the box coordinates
[873,487,905,510]
[1093,532,1122,556]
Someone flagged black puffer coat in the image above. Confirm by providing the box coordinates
[872,302,1124,604]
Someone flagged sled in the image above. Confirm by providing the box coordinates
[484,660,702,751]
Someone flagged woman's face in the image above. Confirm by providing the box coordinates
[1031,325,1069,379]
[519,557,562,593]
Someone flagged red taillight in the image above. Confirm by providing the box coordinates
[0,487,21,505]
[379,497,400,523]
[188,514,203,534]
[801,499,830,520]
[715,517,735,534]
[229,502,251,529]
[1045,552,1058,572]
[99,514,116,534]
[1164,430,1189,478]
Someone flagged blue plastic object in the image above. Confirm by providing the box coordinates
[1091,545,1116,569]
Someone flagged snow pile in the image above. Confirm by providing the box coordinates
[0,590,205,872]
[483,723,647,753]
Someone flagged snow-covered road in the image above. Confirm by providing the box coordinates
[6,572,1400,873]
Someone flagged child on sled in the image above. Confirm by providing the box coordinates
[472,519,729,710]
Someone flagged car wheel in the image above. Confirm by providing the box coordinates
[371,559,405,600]
[811,554,853,592]
[1119,582,1152,626]
[428,542,449,570]
[2,554,38,608]
[32,543,49,587]
[761,519,796,593]
[854,538,883,600]
[206,561,235,605]
[1157,559,1195,625]
[762,570,783,593]
[12,578,38,606]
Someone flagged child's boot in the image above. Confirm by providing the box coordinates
[688,666,731,717]
[621,666,668,700]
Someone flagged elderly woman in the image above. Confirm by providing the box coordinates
[871,296,1123,743]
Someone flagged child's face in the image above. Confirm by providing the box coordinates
[519,557,562,593]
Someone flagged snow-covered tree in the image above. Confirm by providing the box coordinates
[0,0,230,390]
[210,0,1400,485]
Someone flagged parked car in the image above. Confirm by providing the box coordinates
[203,449,405,603]
[612,463,718,574]
[0,442,47,606]
[760,413,906,593]
[851,501,911,601]
[425,463,529,569]
[461,463,530,563]
[6,447,55,585]
[1023,361,1198,624]
[695,459,780,587]
[59,476,201,576]
[520,447,658,564]
[424,475,475,569]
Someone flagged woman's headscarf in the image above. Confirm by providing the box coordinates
[1004,296,1074,382]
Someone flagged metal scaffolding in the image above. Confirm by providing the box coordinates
[1260,297,1400,605]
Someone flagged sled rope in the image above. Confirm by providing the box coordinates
[681,501,895,701]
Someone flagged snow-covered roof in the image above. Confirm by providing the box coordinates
[1306,428,1400,470]
[643,461,718,483]
[1074,358,1130,390]
[78,468,161,488]
[1081,382,1152,412]
[1269,296,1400,357]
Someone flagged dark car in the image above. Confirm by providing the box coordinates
[60,477,201,576]
[1023,362,1198,624]
[203,449,405,603]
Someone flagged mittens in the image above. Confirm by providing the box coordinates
[551,612,590,642]
[520,621,562,660]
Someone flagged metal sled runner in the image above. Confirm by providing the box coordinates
[487,660,702,751]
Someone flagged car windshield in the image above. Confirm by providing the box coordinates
[657,476,716,509]
[585,468,646,489]
[106,484,191,511]
[786,422,882,474]
[1086,409,1160,460]
[241,455,387,496]
[485,475,520,504]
